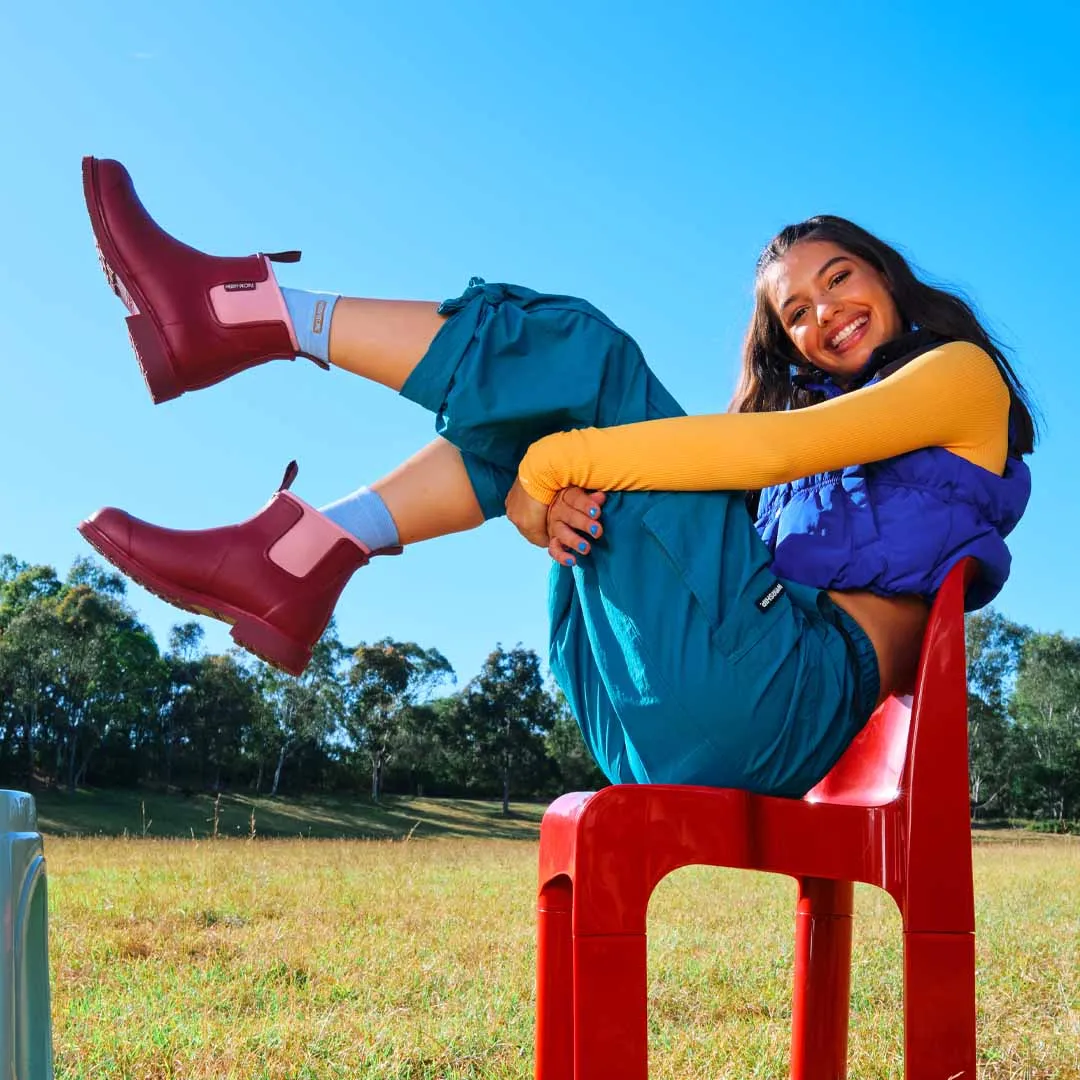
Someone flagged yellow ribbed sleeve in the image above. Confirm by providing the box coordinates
[517,341,1011,505]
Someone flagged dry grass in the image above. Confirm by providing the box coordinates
[46,833,1080,1079]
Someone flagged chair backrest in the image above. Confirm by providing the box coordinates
[803,559,976,808]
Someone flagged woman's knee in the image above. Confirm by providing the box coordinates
[416,282,677,469]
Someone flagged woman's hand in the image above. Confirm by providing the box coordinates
[505,480,606,564]
[505,477,554,548]
[545,486,605,566]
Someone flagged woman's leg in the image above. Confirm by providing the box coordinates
[313,279,687,542]
[327,299,446,392]
[370,438,484,544]
[83,153,664,495]
[77,436,486,679]
[77,274,658,670]
[548,488,879,797]
[82,156,448,404]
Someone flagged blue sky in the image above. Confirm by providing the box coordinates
[2,2,1078,687]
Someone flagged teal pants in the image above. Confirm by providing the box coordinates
[401,280,880,796]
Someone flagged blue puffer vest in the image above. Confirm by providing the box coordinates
[754,331,1032,611]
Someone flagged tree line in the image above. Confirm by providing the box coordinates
[965,610,1080,826]
[1,553,1078,825]
[0,554,605,811]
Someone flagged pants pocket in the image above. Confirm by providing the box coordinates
[639,492,791,663]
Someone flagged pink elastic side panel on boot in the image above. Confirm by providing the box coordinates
[208,257,301,352]
[267,492,371,578]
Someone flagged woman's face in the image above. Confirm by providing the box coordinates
[766,240,904,381]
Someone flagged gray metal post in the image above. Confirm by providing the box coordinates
[0,791,53,1080]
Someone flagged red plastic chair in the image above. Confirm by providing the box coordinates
[535,558,978,1080]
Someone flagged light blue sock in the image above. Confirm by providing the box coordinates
[320,487,400,550]
[281,287,340,365]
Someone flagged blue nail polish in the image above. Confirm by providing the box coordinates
[578,541,588,552]
[589,524,599,536]
[565,557,575,567]
[588,506,598,518]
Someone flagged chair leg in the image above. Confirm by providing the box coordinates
[536,878,574,1080]
[790,877,854,1080]
[902,931,976,1080]
[574,933,649,1080]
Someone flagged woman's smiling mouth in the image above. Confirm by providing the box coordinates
[827,314,869,353]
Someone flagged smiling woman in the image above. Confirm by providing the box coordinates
[770,245,904,377]
[77,158,1035,798]
[734,214,1037,448]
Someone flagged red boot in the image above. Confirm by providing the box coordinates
[82,156,322,403]
[77,464,399,675]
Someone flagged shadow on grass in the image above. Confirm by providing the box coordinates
[31,788,550,841]
[30,790,1076,847]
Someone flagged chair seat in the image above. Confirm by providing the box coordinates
[539,783,968,936]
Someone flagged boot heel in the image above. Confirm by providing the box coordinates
[126,313,182,404]
[231,616,311,677]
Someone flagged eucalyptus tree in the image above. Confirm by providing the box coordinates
[344,639,454,800]
[160,622,206,788]
[185,651,261,792]
[964,609,1030,818]
[0,563,64,780]
[545,686,607,793]
[31,567,164,791]
[1012,633,1080,823]
[460,645,557,815]
[253,624,346,796]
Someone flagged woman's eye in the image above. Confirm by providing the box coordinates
[789,305,808,325]
[829,270,850,288]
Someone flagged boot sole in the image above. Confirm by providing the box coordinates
[82,157,184,404]
[78,519,312,676]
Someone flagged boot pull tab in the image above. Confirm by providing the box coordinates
[278,461,299,492]
[264,250,302,264]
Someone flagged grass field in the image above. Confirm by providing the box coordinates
[32,788,546,842]
[40,796,1080,1079]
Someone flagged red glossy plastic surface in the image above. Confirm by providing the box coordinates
[82,156,299,403]
[534,559,978,1079]
[78,493,375,677]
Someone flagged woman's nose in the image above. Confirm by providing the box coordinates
[816,297,842,325]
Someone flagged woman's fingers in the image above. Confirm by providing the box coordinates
[559,486,605,517]
[549,538,574,566]
[547,488,604,542]
[547,491,606,565]
[549,535,588,566]
[551,519,594,557]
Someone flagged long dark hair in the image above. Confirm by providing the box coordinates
[730,215,1037,456]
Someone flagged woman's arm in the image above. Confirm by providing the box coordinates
[517,341,1011,505]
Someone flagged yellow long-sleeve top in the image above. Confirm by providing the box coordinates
[516,341,1011,505]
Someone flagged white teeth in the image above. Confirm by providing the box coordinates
[829,315,867,348]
